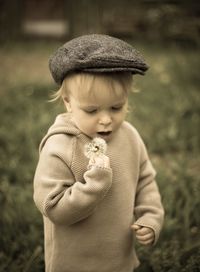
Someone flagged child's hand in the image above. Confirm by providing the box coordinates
[88,154,110,168]
[131,224,154,245]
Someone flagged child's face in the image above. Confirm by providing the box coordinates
[64,81,128,142]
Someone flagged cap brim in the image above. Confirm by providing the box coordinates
[79,67,146,75]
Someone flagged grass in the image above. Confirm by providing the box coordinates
[0,40,199,271]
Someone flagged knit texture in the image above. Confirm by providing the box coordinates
[33,113,164,272]
[49,34,149,85]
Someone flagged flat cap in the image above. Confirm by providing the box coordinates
[49,34,149,85]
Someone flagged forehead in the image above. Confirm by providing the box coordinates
[73,73,127,104]
[77,91,127,108]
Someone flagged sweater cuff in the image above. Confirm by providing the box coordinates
[87,164,112,172]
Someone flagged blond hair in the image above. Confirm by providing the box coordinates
[51,72,133,102]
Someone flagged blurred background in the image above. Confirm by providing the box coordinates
[0,0,200,271]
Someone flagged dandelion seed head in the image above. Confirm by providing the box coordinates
[84,137,107,159]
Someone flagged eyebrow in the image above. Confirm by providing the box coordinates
[79,104,99,110]
[79,100,126,109]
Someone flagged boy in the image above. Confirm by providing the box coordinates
[33,34,164,272]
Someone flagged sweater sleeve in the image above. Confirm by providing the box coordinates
[33,143,112,226]
[134,138,164,244]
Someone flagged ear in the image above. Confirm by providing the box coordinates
[63,97,72,112]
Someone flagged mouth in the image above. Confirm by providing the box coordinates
[97,131,112,137]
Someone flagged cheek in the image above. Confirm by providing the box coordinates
[115,111,126,123]
[77,114,96,131]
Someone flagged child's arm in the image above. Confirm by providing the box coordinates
[132,138,164,245]
[33,141,112,226]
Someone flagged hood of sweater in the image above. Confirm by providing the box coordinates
[39,113,81,153]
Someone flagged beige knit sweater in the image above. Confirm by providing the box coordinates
[33,113,164,272]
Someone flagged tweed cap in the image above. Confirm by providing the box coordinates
[49,34,149,85]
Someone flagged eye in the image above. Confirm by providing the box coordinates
[111,105,123,111]
[83,109,97,114]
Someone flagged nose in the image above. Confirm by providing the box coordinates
[99,112,112,126]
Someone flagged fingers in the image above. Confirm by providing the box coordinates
[134,226,152,236]
[137,236,154,245]
[135,232,154,244]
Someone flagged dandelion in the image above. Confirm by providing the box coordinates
[84,137,107,159]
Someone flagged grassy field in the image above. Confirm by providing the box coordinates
[0,40,200,272]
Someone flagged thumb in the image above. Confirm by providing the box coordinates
[131,224,142,230]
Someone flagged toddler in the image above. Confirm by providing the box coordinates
[33,34,164,272]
